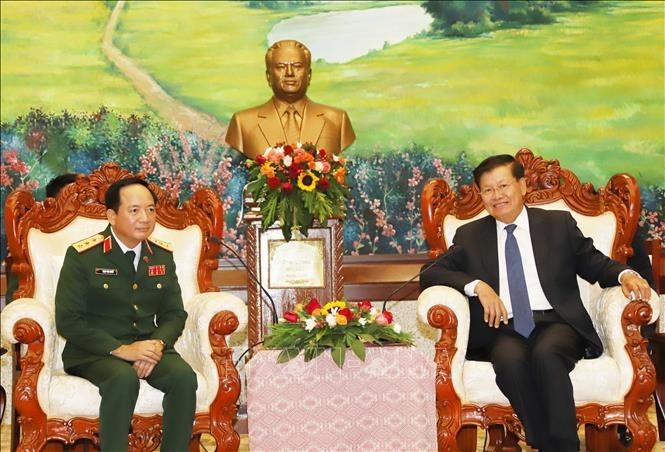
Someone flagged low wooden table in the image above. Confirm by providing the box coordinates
[246,346,437,451]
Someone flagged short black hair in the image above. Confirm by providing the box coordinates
[473,154,525,187]
[105,177,158,212]
[45,173,78,198]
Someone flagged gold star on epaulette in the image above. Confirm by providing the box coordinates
[72,234,104,253]
[148,236,173,252]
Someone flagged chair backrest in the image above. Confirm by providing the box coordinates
[4,162,224,371]
[421,149,640,331]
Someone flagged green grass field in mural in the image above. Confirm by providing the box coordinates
[1,1,662,186]
[0,1,149,120]
[114,0,663,185]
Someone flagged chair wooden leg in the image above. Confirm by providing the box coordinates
[484,425,521,452]
[456,425,477,452]
[584,424,630,452]
[188,434,202,452]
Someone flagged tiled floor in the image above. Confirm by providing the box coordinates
[1,404,662,451]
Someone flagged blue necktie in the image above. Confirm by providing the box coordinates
[505,224,535,337]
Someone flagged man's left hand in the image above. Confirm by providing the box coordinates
[133,359,157,379]
[619,271,652,301]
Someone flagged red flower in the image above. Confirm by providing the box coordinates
[283,311,299,323]
[281,181,293,193]
[267,176,281,189]
[358,300,372,312]
[284,145,293,155]
[383,310,394,324]
[339,307,353,321]
[305,298,321,314]
[317,176,330,191]
[255,155,266,165]
[319,149,327,159]
[288,166,301,179]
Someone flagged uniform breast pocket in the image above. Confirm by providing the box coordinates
[89,277,125,315]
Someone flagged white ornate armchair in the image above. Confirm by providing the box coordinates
[1,163,247,451]
[419,149,660,451]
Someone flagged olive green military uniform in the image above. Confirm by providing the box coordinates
[55,225,197,451]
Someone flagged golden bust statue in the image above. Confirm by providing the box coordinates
[225,40,356,159]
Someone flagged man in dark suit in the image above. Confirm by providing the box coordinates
[55,177,197,451]
[420,154,651,451]
[225,39,355,159]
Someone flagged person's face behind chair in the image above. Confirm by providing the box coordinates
[107,184,157,248]
[266,44,311,103]
[478,163,527,224]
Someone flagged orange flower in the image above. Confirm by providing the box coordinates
[333,167,346,185]
[260,162,275,178]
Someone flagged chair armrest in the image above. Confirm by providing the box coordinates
[1,298,55,347]
[0,298,56,422]
[589,286,660,359]
[417,285,469,400]
[179,292,247,377]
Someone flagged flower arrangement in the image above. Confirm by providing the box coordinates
[245,143,349,241]
[263,298,413,368]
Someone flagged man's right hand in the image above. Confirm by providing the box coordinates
[111,339,163,364]
[474,281,509,328]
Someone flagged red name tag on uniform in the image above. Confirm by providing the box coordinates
[148,265,166,276]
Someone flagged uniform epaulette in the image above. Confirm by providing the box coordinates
[148,236,173,252]
[72,234,104,253]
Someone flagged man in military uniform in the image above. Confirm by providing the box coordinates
[55,177,197,451]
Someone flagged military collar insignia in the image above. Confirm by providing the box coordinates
[103,235,113,253]
[95,268,118,276]
[72,234,104,253]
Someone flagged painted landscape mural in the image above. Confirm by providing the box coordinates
[1,0,663,259]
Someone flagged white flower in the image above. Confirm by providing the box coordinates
[283,155,293,167]
[314,161,324,172]
[393,323,402,334]
[326,313,337,327]
[358,318,367,326]
[370,307,377,316]
[263,146,273,156]
[305,318,317,332]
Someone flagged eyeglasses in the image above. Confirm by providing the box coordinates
[479,183,513,198]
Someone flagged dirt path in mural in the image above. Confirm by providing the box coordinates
[102,1,227,143]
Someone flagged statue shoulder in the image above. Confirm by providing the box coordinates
[306,99,347,117]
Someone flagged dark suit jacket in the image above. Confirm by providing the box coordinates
[225,96,355,158]
[55,225,187,370]
[420,207,629,359]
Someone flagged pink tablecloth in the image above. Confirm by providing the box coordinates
[247,346,437,452]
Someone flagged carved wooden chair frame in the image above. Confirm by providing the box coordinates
[421,148,656,451]
[4,162,241,451]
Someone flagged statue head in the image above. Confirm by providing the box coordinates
[265,40,312,103]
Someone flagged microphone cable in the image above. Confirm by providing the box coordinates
[210,236,279,324]
[381,255,442,312]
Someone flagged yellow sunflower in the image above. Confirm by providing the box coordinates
[297,170,319,192]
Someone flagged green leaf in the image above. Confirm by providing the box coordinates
[348,336,366,362]
[303,344,325,362]
[277,347,301,363]
[331,339,346,369]
[358,333,379,344]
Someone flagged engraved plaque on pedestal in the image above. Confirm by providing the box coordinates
[244,216,344,347]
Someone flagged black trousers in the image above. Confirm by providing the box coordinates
[490,310,585,452]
